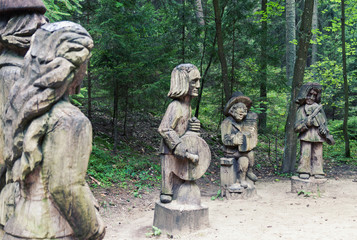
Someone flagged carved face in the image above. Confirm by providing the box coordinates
[188,69,201,97]
[230,102,247,122]
[306,89,317,105]
[68,62,87,95]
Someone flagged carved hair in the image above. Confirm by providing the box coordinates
[0,13,48,54]
[295,82,322,105]
[168,63,198,99]
[3,21,93,165]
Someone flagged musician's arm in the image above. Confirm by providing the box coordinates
[294,107,309,133]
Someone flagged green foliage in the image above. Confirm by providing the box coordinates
[87,135,161,189]
[211,189,222,201]
[298,190,312,197]
[43,0,83,21]
[324,138,357,165]
[328,117,357,140]
[254,1,285,23]
[145,226,162,238]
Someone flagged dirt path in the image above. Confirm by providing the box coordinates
[98,177,357,240]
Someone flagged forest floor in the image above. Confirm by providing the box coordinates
[89,112,357,240]
[92,164,357,240]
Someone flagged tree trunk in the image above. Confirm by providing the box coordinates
[259,0,268,131]
[195,36,216,118]
[282,0,315,173]
[341,0,350,157]
[86,0,92,121]
[231,19,237,93]
[286,0,296,87]
[311,0,318,65]
[123,89,129,137]
[113,78,119,153]
[213,0,230,102]
[195,0,205,26]
[182,0,186,63]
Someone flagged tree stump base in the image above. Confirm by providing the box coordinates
[291,176,327,193]
[153,201,209,235]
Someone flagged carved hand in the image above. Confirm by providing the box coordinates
[319,125,327,136]
[188,117,200,132]
[306,116,313,127]
[174,142,188,159]
[174,142,199,164]
[233,132,243,145]
[186,152,199,164]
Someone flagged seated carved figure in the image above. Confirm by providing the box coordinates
[294,82,335,180]
[0,21,105,239]
[221,92,258,189]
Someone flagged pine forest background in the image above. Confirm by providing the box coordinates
[42,0,356,188]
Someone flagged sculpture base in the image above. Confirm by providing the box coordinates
[221,179,257,200]
[291,176,327,193]
[153,201,209,235]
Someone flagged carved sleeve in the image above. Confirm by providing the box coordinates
[158,101,183,151]
[294,106,309,133]
[221,119,236,147]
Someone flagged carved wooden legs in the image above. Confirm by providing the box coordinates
[297,141,324,178]
[160,154,184,203]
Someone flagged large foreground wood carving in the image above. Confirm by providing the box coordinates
[0,2,105,239]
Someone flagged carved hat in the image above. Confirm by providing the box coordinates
[224,91,252,116]
[0,0,46,14]
[296,82,322,105]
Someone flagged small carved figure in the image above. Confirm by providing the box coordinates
[221,92,258,190]
[158,63,208,203]
[0,21,105,239]
[294,82,335,179]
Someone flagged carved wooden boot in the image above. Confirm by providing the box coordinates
[239,171,248,188]
[247,168,258,182]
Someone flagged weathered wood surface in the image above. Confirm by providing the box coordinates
[153,201,209,235]
[291,176,327,193]
[172,132,211,181]
[294,83,335,179]
[0,11,105,239]
[0,0,46,14]
[154,64,210,235]
[158,64,210,203]
[220,92,258,194]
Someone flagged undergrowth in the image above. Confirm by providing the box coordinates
[87,135,161,189]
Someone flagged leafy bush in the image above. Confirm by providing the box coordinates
[328,116,357,140]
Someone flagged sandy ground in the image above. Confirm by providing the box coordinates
[98,178,357,240]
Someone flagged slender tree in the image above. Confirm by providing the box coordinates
[311,0,318,65]
[341,0,350,157]
[195,0,205,26]
[282,0,315,173]
[259,0,268,130]
[213,0,230,102]
[286,0,296,87]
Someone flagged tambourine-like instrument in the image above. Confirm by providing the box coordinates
[172,132,211,181]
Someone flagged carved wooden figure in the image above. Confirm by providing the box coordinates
[0,2,105,238]
[220,92,258,198]
[294,82,335,180]
[154,64,210,234]
[0,0,48,189]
